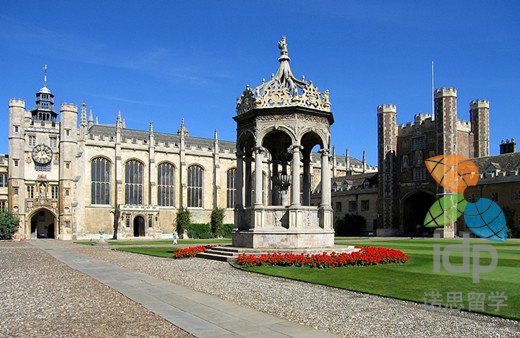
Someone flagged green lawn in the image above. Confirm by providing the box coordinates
[107,238,232,245]
[114,246,179,258]
[247,239,520,321]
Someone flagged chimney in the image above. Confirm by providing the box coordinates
[500,138,517,154]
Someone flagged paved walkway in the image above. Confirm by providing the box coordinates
[31,241,337,338]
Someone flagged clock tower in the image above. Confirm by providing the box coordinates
[8,65,77,239]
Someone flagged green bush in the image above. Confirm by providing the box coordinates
[334,213,366,236]
[0,210,19,240]
[176,208,191,237]
[210,208,225,237]
[185,223,213,239]
[220,223,234,238]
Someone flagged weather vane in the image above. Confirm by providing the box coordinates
[43,64,48,87]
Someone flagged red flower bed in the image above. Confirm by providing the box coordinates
[173,245,214,259]
[236,246,409,268]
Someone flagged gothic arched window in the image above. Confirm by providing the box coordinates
[226,168,236,209]
[187,165,203,208]
[158,163,175,206]
[125,160,143,205]
[91,157,110,205]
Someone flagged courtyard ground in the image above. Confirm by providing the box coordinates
[73,241,520,337]
[0,241,191,337]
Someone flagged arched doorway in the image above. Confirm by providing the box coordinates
[133,216,145,237]
[401,191,436,236]
[30,208,56,239]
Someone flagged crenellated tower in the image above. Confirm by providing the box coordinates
[470,99,490,158]
[377,104,397,232]
[434,87,458,155]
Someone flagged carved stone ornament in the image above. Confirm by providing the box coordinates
[236,36,331,115]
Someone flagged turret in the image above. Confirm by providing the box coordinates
[377,103,397,229]
[434,87,458,155]
[470,99,490,157]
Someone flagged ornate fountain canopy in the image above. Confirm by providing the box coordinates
[236,36,331,115]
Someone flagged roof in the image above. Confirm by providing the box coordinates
[88,124,364,165]
[472,152,520,173]
[332,172,378,186]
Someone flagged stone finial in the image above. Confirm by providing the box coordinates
[95,116,99,125]
[214,129,218,140]
[122,118,126,129]
[345,148,350,168]
[80,101,87,127]
[116,110,122,130]
[149,120,154,135]
[43,64,48,87]
[177,118,189,137]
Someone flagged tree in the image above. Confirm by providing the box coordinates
[176,208,191,238]
[0,210,19,240]
[210,208,225,237]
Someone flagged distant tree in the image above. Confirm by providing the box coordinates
[176,208,191,238]
[210,208,225,237]
[504,207,518,238]
[0,210,19,240]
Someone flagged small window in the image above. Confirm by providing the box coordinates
[411,136,425,151]
[50,137,57,148]
[28,136,36,147]
[512,191,520,201]
[14,126,19,133]
[335,201,342,212]
[64,221,71,228]
[65,189,70,196]
[0,174,6,188]
[27,185,34,199]
[348,201,357,212]
[65,129,70,136]
[51,186,59,199]
[491,192,498,202]
[361,200,370,211]
[148,215,153,228]
[402,155,409,170]
[65,162,70,169]
[14,187,19,195]
[126,217,130,228]
[13,159,19,167]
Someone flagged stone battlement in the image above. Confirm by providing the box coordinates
[470,99,490,109]
[434,87,457,98]
[9,98,25,108]
[457,119,471,132]
[60,103,78,112]
[377,104,396,113]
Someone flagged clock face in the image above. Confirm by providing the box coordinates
[32,144,53,165]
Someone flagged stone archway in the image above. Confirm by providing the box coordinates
[133,216,145,237]
[401,191,436,235]
[30,208,56,239]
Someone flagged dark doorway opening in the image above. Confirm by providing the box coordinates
[402,191,436,236]
[30,209,56,239]
[133,216,145,237]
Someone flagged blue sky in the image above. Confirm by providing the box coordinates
[1,1,519,164]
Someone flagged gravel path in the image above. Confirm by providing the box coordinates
[0,242,192,338]
[75,244,520,338]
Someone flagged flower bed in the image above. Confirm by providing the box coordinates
[173,245,214,259]
[236,246,409,268]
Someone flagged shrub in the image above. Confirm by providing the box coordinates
[176,208,191,238]
[210,208,225,237]
[0,210,19,240]
[334,213,366,236]
[185,223,213,239]
[220,223,234,238]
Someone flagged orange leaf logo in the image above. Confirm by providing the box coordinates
[425,154,479,193]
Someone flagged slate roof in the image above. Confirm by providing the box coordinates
[88,124,364,165]
[472,152,520,173]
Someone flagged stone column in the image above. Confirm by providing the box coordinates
[244,156,252,207]
[302,157,311,206]
[291,145,301,206]
[271,160,279,205]
[254,147,264,207]
[235,151,244,209]
[320,149,331,207]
